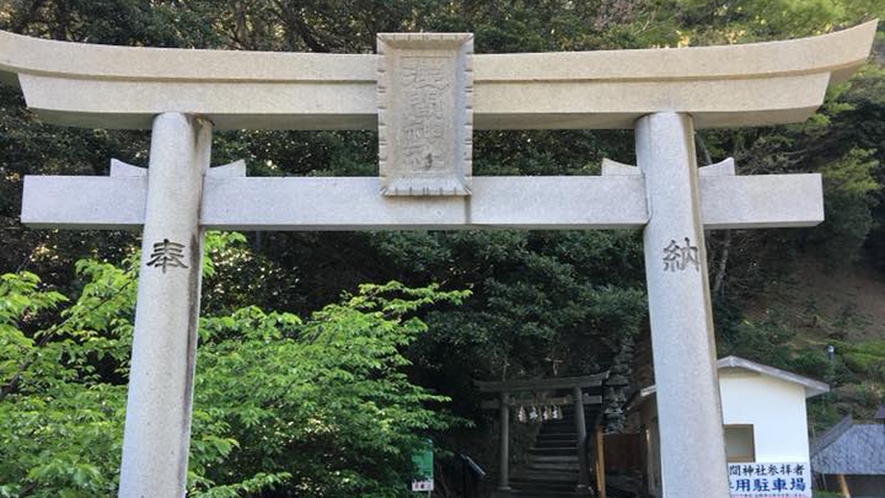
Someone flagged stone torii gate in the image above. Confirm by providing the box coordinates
[1,22,877,498]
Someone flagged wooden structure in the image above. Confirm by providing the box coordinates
[812,415,885,498]
[476,373,609,497]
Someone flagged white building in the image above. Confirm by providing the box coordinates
[633,356,829,497]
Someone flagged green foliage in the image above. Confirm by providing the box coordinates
[811,148,881,263]
[377,230,647,385]
[1,0,885,492]
[0,259,135,497]
[789,349,831,379]
[192,281,468,497]
[718,314,796,370]
[0,272,66,380]
[832,340,885,383]
[0,235,465,497]
[670,0,882,45]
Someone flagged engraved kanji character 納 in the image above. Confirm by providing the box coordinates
[663,237,700,272]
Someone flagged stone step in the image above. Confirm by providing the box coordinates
[538,425,587,433]
[511,480,579,491]
[502,403,600,498]
[526,454,579,464]
[512,469,578,483]
[510,483,581,495]
[528,446,576,456]
[534,440,577,448]
[511,481,578,492]
[534,438,577,448]
[535,433,577,442]
[537,428,577,435]
[525,462,580,472]
[539,422,578,429]
[540,419,578,428]
[538,427,580,436]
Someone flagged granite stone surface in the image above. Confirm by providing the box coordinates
[22,173,823,231]
[117,113,211,498]
[0,22,875,130]
[638,113,730,498]
[377,33,473,196]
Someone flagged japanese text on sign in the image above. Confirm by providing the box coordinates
[728,462,811,498]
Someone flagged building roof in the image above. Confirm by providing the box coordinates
[717,356,830,398]
[811,416,885,475]
[635,355,830,404]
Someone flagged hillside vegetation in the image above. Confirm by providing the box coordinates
[0,1,884,497]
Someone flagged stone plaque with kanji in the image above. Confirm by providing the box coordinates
[377,33,473,196]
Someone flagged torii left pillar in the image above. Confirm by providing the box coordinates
[118,113,212,498]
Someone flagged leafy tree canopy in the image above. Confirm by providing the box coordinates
[1,233,468,497]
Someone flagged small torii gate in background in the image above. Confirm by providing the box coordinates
[0,21,877,498]
[476,373,609,496]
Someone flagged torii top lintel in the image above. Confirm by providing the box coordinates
[0,21,877,131]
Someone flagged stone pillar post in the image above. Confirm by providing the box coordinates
[636,112,729,498]
[498,392,511,491]
[118,113,212,498]
[573,387,589,491]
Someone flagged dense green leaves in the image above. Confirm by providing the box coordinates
[0,236,467,497]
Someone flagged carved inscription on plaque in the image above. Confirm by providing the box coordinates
[377,33,473,196]
[400,57,449,172]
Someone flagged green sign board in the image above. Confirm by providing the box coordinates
[411,439,434,492]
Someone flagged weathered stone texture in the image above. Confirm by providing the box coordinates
[377,33,473,196]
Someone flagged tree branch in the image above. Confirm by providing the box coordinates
[0,277,135,402]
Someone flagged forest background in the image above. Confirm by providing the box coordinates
[0,1,883,497]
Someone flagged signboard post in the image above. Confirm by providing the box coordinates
[411,439,434,494]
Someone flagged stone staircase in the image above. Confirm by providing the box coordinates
[507,404,599,498]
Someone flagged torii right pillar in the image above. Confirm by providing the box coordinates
[638,112,729,496]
